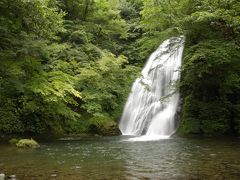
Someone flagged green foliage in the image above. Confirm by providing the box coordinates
[0,104,23,134]
[88,114,119,135]
[0,0,65,47]
[65,118,90,134]
[0,0,239,137]
[16,138,40,148]
[69,30,89,44]
[78,53,139,117]
[179,95,232,136]
[0,0,141,136]
[60,0,128,54]
[119,0,145,65]
[233,104,240,134]
[0,0,81,135]
[179,40,240,135]
[140,0,240,136]
[179,95,201,134]
[3,0,239,137]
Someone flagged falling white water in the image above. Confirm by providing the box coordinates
[119,36,185,141]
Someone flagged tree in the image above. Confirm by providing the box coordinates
[0,0,81,135]
[140,0,240,135]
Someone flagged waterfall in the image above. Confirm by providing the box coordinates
[119,36,185,141]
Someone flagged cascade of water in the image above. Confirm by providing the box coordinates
[119,36,185,140]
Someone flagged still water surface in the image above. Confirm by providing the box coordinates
[0,136,240,179]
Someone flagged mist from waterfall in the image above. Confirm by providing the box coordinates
[119,36,185,141]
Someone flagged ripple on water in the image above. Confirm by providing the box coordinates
[0,137,240,179]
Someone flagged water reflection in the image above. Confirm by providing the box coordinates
[0,137,240,179]
[120,137,240,179]
[120,137,186,179]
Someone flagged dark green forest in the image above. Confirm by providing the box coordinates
[0,0,239,137]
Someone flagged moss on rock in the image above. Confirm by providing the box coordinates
[16,138,40,148]
[9,138,20,145]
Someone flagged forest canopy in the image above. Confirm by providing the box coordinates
[0,0,239,136]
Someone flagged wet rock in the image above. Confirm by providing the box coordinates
[8,175,16,180]
[210,153,216,156]
[50,174,57,178]
[0,174,5,180]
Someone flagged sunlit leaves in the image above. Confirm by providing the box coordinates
[28,71,81,103]
[77,53,139,117]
